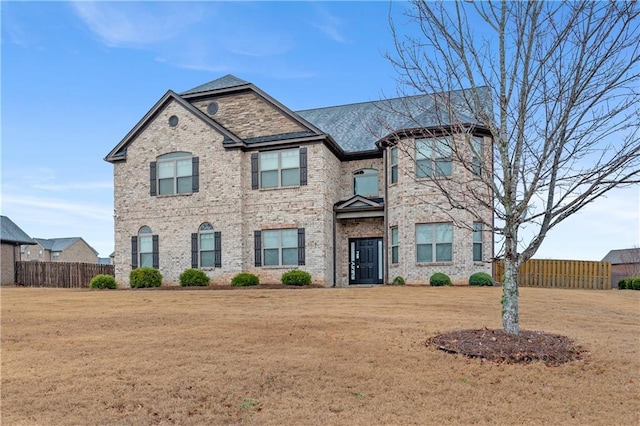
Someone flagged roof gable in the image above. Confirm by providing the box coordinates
[0,216,35,245]
[181,74,250,95]
[34,237,99,255]
[105,90,242,162]
[602,248,640,264]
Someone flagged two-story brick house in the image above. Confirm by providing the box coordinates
[106,75,493,287]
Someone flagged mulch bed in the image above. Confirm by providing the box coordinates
[426,328,587,366]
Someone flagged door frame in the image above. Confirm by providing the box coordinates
[348,237,383,285]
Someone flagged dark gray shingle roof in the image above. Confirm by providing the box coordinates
[295,88,490,153]
[181,74,250,95]
[602,248,640,264]
[0,216,36,245]
[35,237,83,252]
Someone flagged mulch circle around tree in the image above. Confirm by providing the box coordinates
[426,328,587,366]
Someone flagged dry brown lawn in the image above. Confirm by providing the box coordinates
[1,286,638,425]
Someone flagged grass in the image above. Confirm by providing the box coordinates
[1,286,639,425]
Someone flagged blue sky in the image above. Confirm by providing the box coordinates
[2,1,638,260]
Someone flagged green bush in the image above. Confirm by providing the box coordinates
[618,278,627,289]
[281,270,312,286]
[618,278,640,290]
[469,272,494,286]
[391,276,405,286]
[90,274,117,290]
[231,273,259,287]
[179,269,210,287]
[429,272,451,287]
[632,277,640,290]
[130,267,162,288]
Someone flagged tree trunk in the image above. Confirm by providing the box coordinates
[502,236,520,334]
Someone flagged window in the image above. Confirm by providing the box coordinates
[471,136,483,176]
[191,223,221,268]
[254,228,305,267]
[52,251,60,260]
[416,223,453,262]
[131,226,158,269]
[391,227,399,264]
[138,226,153,268]
[150,152,199,196]
[251,148,307,189]
[416,137,452,178]
[353,169,378,197]
[473,222,483,261]
[390,147,398,184]
[261,149,299,188]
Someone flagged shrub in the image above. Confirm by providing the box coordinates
[179,269,210,287]
[618,278,627,290]
[231,273,259,287]
[469,272,494,287]
[632,277,640,290]
[391,276,405,286]
[130,267,162,288]
[90,274,117,290]
[430,272,451,287]
[281,270,312,286]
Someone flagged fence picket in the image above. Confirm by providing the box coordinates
[493,259,611,290]
[15,261,115,288]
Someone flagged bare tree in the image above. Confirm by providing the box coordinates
[386,0,640,334]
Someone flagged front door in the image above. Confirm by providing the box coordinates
[349,238,383,285]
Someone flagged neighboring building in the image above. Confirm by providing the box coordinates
[1,216,36,285]
[602,248,640,287]
[22,237,99,264]
[105,74,493,287]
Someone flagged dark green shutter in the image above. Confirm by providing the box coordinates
[191,233,198,268]
[152,235,159,269]
[214,231,222,268]
[150,162,157,196]
[192,157,199,193]
[131,236,138,269]
[251,153,259,189]
[254,230,262,267]
[299,147,307,186]
[298,228,305,265]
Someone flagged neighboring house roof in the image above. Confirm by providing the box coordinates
[602,248,640,264]
[98,257,112,265]
[34,237,99,255]
[181,74,250,95]
[0,216,36,245]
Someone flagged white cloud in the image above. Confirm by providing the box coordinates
[71,2,204,47]
[32,181,113,191]
[312,4,348,43]
[2,194,112,222]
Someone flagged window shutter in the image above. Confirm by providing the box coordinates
[298,228,305,266]
[251,153,259,190]
[131,236,138,269]
[254,230,262,267]
[150,162,157,196]
[299,147,307,186]
[152,235,159,269]
[191,233,198,269]
[214,231,222,268]
[192,157,199,193]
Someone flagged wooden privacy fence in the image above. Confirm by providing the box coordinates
[15,261,115,288]
[493,259,611,290]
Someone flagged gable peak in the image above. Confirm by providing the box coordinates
[181,74,250,95]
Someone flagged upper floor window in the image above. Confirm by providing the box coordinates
[416,223,453,263]
[473,222,483,261]
[391,227,399,264]
[191,222,221,268]
[150,152,199,196]
[390,147,398,184]
[416,137,452,178]
[251,148,307,189]
[471,136,483,176]
[353,169,378,197]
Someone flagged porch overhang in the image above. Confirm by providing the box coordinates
[334,196,384,220]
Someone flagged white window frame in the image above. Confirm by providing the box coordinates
[416,223,453,263]
[473,222,483,262]
[139,226,153,268]
[471,136,483,176]
[416,137,452,178]
[157,152,192,195]
[262,229,298,266]
[259,149,300,188]
[353,168,379,197]
[391,227,399,264]
[199,223,215,268]
[390,147,398,184]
